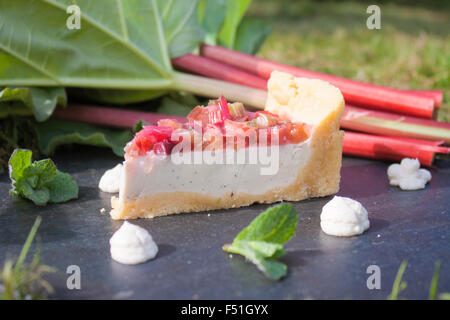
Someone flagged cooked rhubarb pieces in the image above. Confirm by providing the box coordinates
[110,71,345,219]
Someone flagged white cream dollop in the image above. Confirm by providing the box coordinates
[99,164,123,193]
[320,196,370,237]
[110,221,158,265]
[387,158,431,190]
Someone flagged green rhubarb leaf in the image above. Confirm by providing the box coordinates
[156,92,200,116]
[234,18,271,55]
[0,0,264,109]
[197,0,207,22]
[0,0,203,89]
[198,0,227,45]
[63,0,203,105]
[218,0,253,49]
[223,203,298,280]
[67,88,168,105]
[0,0,170,86]
[169,92,202,107]
[8,149,78,206]
[157,97,194,116]
[160,0,205,58]
[0,87,67,121]
[0,0,206,108]
[0,101,33,118]
[199,0,269,54]
[34,120,133,157]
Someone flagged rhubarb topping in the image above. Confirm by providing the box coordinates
[124,96,309,158]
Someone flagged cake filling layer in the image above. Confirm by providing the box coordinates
[120,140,311,201]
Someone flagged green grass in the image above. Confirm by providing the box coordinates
[248,0,450,121]
[0,217,55,300]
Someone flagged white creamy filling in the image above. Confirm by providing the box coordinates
[387,158,431,190]
[320,196,370,237]
[119,140,311,201]
[110,221,158,265]
[99,164,123,193]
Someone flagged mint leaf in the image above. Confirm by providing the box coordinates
[20,182,50,206]
[22,159,57,189]
[8,149,32,183]
[8,149,78,206]
[235,203,298,244]
[224,240,287,280]
[245,241,286,259]
[223,203,298,280]
[46,171,78,203]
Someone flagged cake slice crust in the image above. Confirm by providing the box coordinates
[111,71,345,220]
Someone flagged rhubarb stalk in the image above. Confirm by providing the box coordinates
[174,52,443,109]
[343,131,449,167]
[52,105,185,129]
[405,90,443,109]
[170,54,449,143]
[172,54,267,90]
[172,72,267,108]
[342,105,450,144]
[52,105,449,167]
[200,44,436,119]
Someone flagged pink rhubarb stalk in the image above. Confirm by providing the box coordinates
[404,90,443,109]
[52,105,449,166]
[343,131,449,167]
[172,54,267,90]
[52,104,186,129]
[170,54,449,144]
[200,44,436,119]
[342,105,450,144]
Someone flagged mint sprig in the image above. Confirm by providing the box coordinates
[223,203,298,280]
[8,149,78,206]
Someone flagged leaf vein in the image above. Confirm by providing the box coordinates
[166,1,197,45]
[41,0,172,78]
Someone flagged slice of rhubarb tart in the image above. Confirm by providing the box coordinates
[110,71,345,219]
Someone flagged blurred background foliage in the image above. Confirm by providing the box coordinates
[0,0,448,172]
[248,0,449,121]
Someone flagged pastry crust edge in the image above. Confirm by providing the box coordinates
[111,72,345,220]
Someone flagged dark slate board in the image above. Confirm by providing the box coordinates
[0,146,449,300]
